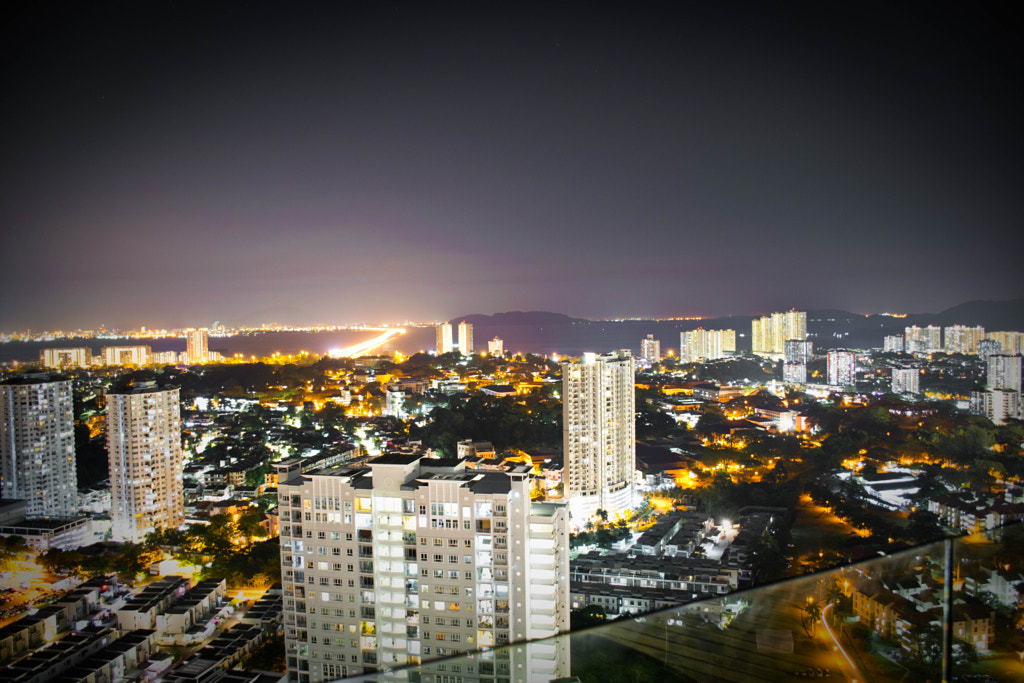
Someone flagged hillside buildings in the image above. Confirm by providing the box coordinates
[987,331,1024,355]
[904,325,941,354]
[640,334,660,363]
[883,335,904,353]
[978,354,1023,424]
[277,454,570,681]
[944,325,985,355]
[435,323,453,355]
[562,350,636,524]
[827,350,857,387]
[782,362,807,384]
[0,374,79,519]
[783,339,812,364]
[891,367,920,395]
[107,379,184,542]
[988,354,1022,394]
[680,329,735,363]
[751,311,806,357]
[458,321,474,356]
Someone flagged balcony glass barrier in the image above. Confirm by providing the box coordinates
[334,523,1023,683]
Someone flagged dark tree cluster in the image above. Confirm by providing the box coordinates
[409,395,561,456]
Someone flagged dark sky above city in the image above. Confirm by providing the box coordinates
[2,1,1022,330]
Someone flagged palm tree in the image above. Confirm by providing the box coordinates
[800,599,822,637]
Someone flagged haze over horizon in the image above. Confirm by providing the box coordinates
[3,2,1021,331]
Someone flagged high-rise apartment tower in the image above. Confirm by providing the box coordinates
[458,321,474,356]
[640,335,660,363]
[186,328,209,364]
[435,323,453,355]
[0,374,78,519]
[562,350,635,524]
[107,380,184,542]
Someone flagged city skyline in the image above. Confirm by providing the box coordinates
[3,3,1022,330]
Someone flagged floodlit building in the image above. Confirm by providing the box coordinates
[883,335,904,353]
[0,375,79,519]
[277,454,570,681]
[40,347,93,368]
[458,321,474,356]
[891,367,920,395]
[562,350,635,524]
[679,329,735,363]
[782,363,807,384]
[783,339,813,364]
[988,354,1022,393]
[987,331,1024,356]
[435,323,453,355]
[977,339,1002,361]
[487,337,504,356]
[185,328,209,364]
[944,325,985,355]
[982,389,1019,426]
[752,311,806,357]
[107,380,184,542]
[827,350,857,387]
[904,325,941,354]
[640,334,661,363]
[101,345,152,366]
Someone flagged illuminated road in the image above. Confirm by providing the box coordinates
[822,602,861,681]
[329,328,405,358]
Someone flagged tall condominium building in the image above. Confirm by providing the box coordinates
[186,328,209,364]
[883,335,904,353]
[107,380,183,542]
[782,363,807,384]
[752,311,806,356]
[983,390,1019,426]
[679,329,735,363]
[892,367,920,395]
[458,321,474,356]
[0,375,78,519]
[987,354,1022,393]
[944,325,985,355]
[783,339,813,364]
[640,334,661,363]
[827,350,857,387]
[40,347,93,369]
[978,339,1002,361]
[277,454,570,682]
[904,325,941,354]
[487,337,504,356]
[562,350,635,524]
[987,331,1024,356]
[435,323,453,355]
[101,345,152,366]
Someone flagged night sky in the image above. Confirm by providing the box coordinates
[3,2,1022,330]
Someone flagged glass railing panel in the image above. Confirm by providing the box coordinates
[332,524,1023,683]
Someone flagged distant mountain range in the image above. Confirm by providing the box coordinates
[449,299,1024,353]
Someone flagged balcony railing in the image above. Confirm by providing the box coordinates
[329,523,1024,682]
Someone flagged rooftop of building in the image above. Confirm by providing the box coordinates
[107,376,178,395]
[0,373,69,386]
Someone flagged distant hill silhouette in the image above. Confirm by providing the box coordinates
[440,300,1024,354]
[450,311,586,326]
[931,299,1024,329]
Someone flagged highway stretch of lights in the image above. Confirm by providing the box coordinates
[329,328,406,358]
